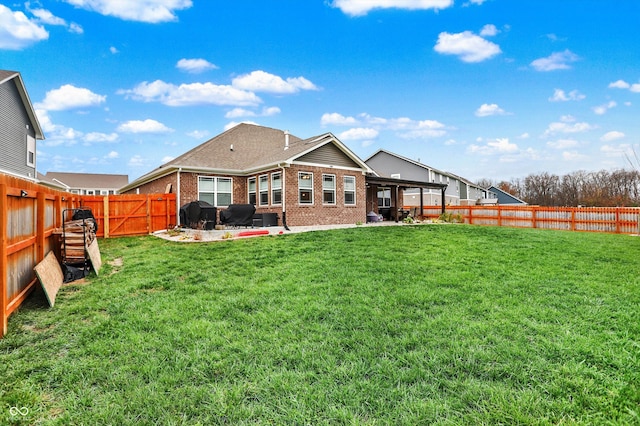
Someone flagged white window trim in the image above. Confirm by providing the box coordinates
[344,175,356,205]
[271,172,282,206]
[26,134,36,167]
[198,176,233,207]
[298,171,314,205]
[259,174,269,206]
[248,177,257,205]
[322,174,336,205]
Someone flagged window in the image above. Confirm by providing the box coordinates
[323,174,336,205]
[198,176,233,207]
[344,176,356,205]
[298,172,313,204]
[259,175,269,206]
[377,188,391,207]
[248,177,257,205]
[271,172,282,205]
[26,135,36,167]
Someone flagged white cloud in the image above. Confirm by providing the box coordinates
[119,80,262,107]
[231,70,318,94]
[35,109,83,146]
[161,156,174,164]
[186,130,209,139]
[468,138,518,155]
[117,119,173,134]
[106,151,119,159]
[544,120,596,136]
[84,132,118,143]
[331,0,453,16]
[0,4,48,49]
[29,8,66,26]
[176,58,218,74]
[110,46,119,54]
[224,121,259,131]
[547,139,579,149]
[338,127,379,141]
[608,79,640,93]
[479,24,498,37]
[519,133,530,139]
[530,49,579,71]
[321,112,359,126]
[225,106,280,118]
[608,79,630,89]
[62,0,192,23]
[434,31,501,63]
[397,119,447,138]
[600,131,625,142]
[128,155,146,167]
[475,103,509,117]
[549,88,585,102]
[592,101,616,115]
[36,84,106,111]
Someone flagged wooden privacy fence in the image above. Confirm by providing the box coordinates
[414,205,640,234]
[1,174,176,337]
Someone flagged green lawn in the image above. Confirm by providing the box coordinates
[2,225,639,425]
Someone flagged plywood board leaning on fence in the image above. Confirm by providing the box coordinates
[86,239,102,275]
[33,251,64,307]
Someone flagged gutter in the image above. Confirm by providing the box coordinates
[279,163,290,231]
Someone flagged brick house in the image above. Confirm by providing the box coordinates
[120,123,377,227]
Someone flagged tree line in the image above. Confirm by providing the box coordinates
[478,168,640,207]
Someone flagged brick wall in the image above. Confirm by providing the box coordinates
[283,165,367,226]
[124,166,369,227]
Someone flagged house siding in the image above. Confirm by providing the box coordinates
[296,143,361,169]
[0,78,37,179]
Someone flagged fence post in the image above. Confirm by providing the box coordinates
[615,208,621,234]
[36,191,45,262]
[1,183,8,337]
[497,205,502,227]
[146,195,152,234]
[103,196,110,239]
[468,206,474,225]
[532,206,537,229]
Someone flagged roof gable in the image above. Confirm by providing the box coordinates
[0,70,44,140]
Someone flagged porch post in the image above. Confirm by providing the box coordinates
[420,188,424,219]
[394,185,400,222]
[441,188,446,214]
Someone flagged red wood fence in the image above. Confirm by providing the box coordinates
[1,174,175,338]
[413,205,640,235]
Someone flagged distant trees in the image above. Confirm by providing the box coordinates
[479,168,640,207]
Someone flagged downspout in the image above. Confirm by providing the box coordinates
[177,168,182,226]
[279,163,290,231]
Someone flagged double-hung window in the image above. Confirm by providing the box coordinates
[271,172,282,205]
[344,176,356,205]
[248,177,257,205]
[259,175,269,206]
[378,188,391,208]
[298,172,313,204]
[322,174,336,205]
[198,176,232,207]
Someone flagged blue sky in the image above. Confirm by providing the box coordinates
[1,0,639,182]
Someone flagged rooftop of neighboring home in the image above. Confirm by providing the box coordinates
[38,172,129,194]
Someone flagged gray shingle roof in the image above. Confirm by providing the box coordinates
[161,123,325,172]
[41,172,129,189]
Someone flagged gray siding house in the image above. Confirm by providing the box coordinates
[365,149,495,207]
[0,70,44,180]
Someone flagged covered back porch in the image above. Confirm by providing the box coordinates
[365,176,448,222]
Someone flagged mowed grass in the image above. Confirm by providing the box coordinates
[1,225,639,425]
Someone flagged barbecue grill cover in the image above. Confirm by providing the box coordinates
[180,201,216,227]
[219,204,256,227]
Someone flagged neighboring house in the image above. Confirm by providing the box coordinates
[365,149,488,207]
[120,124,375,227]
[38,172,129,195]
[488,185,528,205]
[446,172,494,205]
[0,70,44,180]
